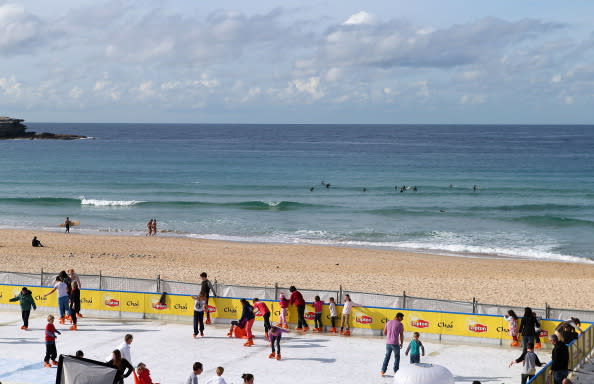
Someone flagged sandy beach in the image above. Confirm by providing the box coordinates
[1,229,592,310]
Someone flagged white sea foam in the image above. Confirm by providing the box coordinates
[80,198,142,207]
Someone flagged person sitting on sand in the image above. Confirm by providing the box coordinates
[32,236,43,247]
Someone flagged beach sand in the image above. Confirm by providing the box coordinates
[1,229,592,310]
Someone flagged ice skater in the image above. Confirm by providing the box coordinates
[339,294,357,335]
[108,349,133,384]
[252,298,271,337]
[289,286,308,331]
[69,281,80,330]
[43,314,61,367]
[504,310,520,346]
[509,342,542,384]
[191,292,206,338]
[9,287,36,330]
[312,295,324,332]
[405,332,425,363]
[241,373,254,384]
[328,297,338,333]
[44,276,71,324]
[228,299,255,346]
[200,272,217,324]
[186,362,203,384]
[277,292,289,328]
[268,325,289,360]
[136,362,160,384]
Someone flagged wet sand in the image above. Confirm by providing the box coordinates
[1,229,592,309]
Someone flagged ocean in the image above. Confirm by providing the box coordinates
[1,123,593,263]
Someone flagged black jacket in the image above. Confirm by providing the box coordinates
[108,358,133,384]
[519,315,539,337]
[551,342,569,371]
[69,289,80,313]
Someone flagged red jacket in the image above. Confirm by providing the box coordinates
[45,323,58,342]
[138,369,155,384]
[290,290,305,306]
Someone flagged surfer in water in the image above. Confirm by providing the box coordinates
[64,217,71,233]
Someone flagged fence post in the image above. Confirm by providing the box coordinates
[403,291,407,309]
[41,268,44,286]
[545,303,550,319]
[339,285,343,304]
[99,270,102,290]
[274,282,278,299]
[472,297,477,314]
[157,274,161,293]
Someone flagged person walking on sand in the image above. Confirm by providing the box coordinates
[43,314,61,367]
[10,287,36,330]
[200,272,217,324]
[253,298,271,337]
[150,219,157,235]
[44,276,70,324]
[191,292,206,338]
[186,362,203,384]
[381,312,405,376]
[146,219,153,236]
[289,286,308,331]
[64,217,71,233]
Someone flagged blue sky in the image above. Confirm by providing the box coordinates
[1,0,594,124]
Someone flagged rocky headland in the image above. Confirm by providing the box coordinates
[0,116,87,140]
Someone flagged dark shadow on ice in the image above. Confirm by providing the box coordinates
[0,362,49,379]
[282,357,336,363]
[454,376,511,382]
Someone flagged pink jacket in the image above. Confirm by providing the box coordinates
[279,294,289,309]
[313,300,324,313]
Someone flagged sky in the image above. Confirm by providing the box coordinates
[1,0,594,124]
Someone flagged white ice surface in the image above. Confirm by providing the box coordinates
[0,310,544,384]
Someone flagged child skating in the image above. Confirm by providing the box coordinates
[405,332,425,363]
[252,298,271,338]
[328,297,338,333]
[43,314,61,367]
[312,296,324,332]
[504,310,520,347]
[205,366,228,384]
[191,292,207,338]
[277,292,289,329]
[340,294,356,336]
[9,287,36,330]
[268,325,289,360]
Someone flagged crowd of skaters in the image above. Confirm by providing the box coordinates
[7,269,588,383]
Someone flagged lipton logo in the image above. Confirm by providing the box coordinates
[356,315,373,324]
[152,302,167,310]
[305,312,316,320]
[105,298,120,307]
[469,323,488,333]
[411,319,429,328]
[539,330,548,337]
[207,305,216,313]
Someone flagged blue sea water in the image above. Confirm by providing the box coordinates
[1,123,593,263]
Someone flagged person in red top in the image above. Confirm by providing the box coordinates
[312,296,324,332]
[136,362,160,384]
[252,298,271,337]
[43,314,61,367]
[289,286,308,331]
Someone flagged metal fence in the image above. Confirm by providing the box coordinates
[3,269,594,322]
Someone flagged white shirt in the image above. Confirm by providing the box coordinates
[342,300,354,315]
[205,376,227,384]
[329,302,337,317]
[194,299,206,312]
[54,282,68,297]
[118,341,132,365]
[186,373,199,384]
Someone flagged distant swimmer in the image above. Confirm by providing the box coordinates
[326,183,331,188]
[473,185,479,191]
[309,187,314,192]
[413,186,417,192]
[395,185,398,190]
[439,209,447,213]
[363,188,367,192]
[449,184,453,188]
[400,187,405,193]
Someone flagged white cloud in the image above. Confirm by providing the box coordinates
[343,11,377,26]
[0,4,45,54]
[460,94,487,104]
[564,96,574,104]
[69,87,83,99]
[0,76,23,97]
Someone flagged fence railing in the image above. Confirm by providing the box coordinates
[528,324,594,384]
[2,269,593,321]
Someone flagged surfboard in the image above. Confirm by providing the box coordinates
[59,220,80,227]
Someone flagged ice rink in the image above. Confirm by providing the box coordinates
[0,310,542,384]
